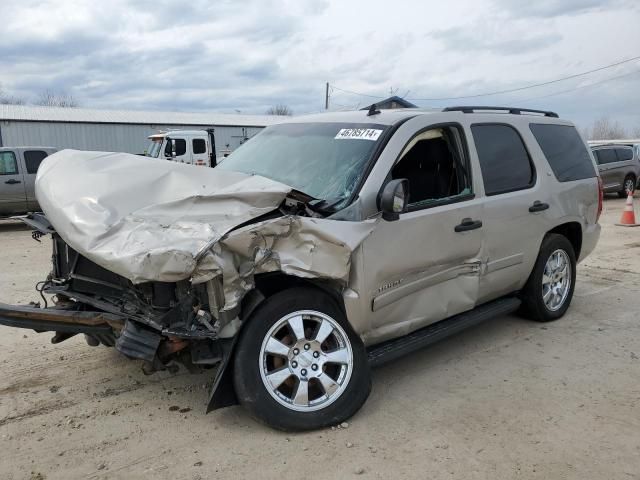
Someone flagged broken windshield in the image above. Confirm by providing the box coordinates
[217,122,388,209]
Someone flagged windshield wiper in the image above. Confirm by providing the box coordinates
[307,196,346,214]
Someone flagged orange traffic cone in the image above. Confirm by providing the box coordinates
[616,190,640,227]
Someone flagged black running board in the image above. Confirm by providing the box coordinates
[367,296,521,367]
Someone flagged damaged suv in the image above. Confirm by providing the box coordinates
[0,106,601,431]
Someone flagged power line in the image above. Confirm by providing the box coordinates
[519,69,640,103]
[318,69,639,114]
[331,54,640,102]
[330,85,385,100]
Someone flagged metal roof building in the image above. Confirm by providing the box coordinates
[0,105,284,156]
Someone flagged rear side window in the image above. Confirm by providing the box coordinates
[530,124,595,181]
[0,151,19,175]
[24,150,49,174]
[471,124,534,195]
[192,139,206,154]
[595,148,617,165]
[174,139,186,156]
[616,148,633,162]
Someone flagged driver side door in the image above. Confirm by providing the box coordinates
[165,137,189,163]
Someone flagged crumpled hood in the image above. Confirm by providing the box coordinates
[36,150,294,283]
[36,150,376,309]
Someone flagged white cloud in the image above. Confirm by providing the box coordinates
[0,0,639,127]
[491,0,634,18]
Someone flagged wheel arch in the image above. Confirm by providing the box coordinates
[547,221,582,259]
[206,272,350,413]
[250,272,348,318]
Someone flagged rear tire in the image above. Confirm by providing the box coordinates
[520,234,576,322]
[233,287,371,431]
[618,174,636,198]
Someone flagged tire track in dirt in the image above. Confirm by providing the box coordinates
[0,373,51,395]
[0,339,126,382]
[0,399,77,427]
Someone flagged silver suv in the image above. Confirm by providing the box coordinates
[589,142,640,196]
[0,146,57,216]
[0,106,601,431]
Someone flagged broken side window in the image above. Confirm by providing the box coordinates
[391,126,471,208]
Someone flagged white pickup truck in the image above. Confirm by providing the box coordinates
[145,129,220,167]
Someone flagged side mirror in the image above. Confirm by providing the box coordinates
[380,179,409,221]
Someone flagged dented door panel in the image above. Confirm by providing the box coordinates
[360,200,484,345]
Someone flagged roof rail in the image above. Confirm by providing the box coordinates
[442,106,559,118]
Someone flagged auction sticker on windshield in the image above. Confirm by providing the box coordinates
[335,128,383,141]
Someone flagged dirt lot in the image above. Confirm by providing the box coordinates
[1,197,639,480]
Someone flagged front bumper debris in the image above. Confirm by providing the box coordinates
[0,302,123,335]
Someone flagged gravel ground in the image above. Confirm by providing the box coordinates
[1,196,639,480]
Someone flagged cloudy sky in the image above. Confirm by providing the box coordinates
[1,0,639,129]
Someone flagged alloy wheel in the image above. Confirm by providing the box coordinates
[625,178,635,195]
[541,249,572,311]
[259,310,353,412]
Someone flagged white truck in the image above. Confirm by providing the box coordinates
[145,129,230,167]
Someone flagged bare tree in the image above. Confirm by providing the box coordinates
[579,126,590,140]
[0,84,25,105]
[632,125,640,138]
[265,104,293,116]
[35,89,79,108]
[586,116,627,140]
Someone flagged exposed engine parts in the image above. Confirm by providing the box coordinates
[22,226,239,374]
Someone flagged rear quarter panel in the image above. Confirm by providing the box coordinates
[524,121,600,264]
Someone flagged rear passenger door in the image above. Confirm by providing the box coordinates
[470,124,551,303]
[0,150,28,215]
[614,147,637,192]
[594,148,621,191]
[22,149,50,210]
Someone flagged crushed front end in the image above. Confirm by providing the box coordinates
[2,149,376,414]
[0,213,231,376]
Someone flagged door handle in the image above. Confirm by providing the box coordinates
[529,201,549,213]
[455,218,483,232]
[5,179,21,185]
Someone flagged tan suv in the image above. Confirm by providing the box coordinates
[0,106,601,430]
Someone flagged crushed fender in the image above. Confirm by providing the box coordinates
[35,150,377,312]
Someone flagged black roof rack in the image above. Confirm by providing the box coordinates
[443,106,559,118]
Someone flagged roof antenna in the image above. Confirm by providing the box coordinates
[367,103,381,116]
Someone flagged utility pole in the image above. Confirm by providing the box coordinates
[325,82,329,110]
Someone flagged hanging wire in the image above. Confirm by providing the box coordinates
[330,54,640,102]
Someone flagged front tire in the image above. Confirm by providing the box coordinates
[233,287,371,431]
[520,234,576,322]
